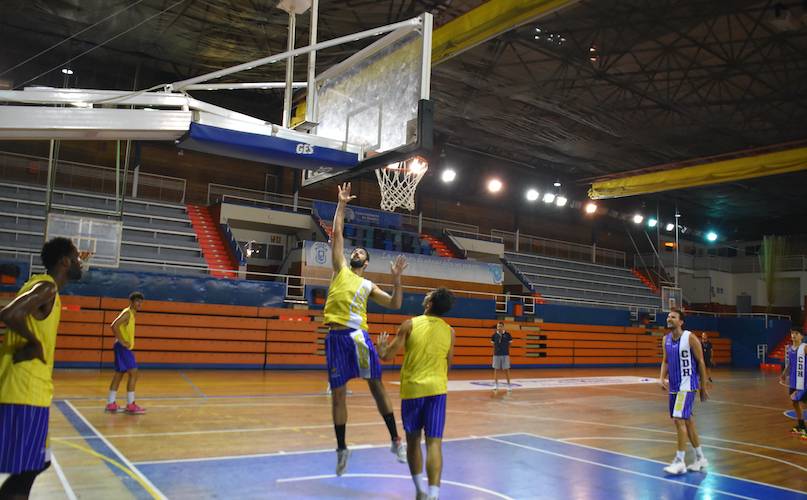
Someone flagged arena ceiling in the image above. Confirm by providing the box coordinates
[1,0,807,239]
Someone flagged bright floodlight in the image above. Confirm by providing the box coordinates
[553,181,562,187]
[408,157,428,175]
[543,192,556,203]
[487,178,503,193]
[526,188,540,201]
[441,168,456,183]
[61,68,74,75]
[555,196,568,207]
[632,214,644,224]
[665,223,675,231]
[648,218,658,228]
[706,231,718,242]
[584,202,597,214]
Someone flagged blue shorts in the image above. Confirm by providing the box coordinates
[790,388,807,402]
[401,394,447,439]
[325,328,382,389]
[114,342,138,372]
[669,391,696,419]
[0,404,50,473]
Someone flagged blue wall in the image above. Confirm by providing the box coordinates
[62,268,286,307]
[533,303,631,326]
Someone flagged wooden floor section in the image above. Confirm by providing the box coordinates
[4,367,806,498]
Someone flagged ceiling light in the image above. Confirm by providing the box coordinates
[647,218,658,228]
[526,188,540,201]
[555,196,568,207]
[487,178,503,193]
[665,223,675,231]
[441,168,456,183]
[543,192,556,204]
[584,202,597,214]
[61,68,74,75]
[632,214,644,224]
[553,181,561,187]
[706,231,718,242]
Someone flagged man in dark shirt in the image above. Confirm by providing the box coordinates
[491,322,513,392]
[701,332,714,382]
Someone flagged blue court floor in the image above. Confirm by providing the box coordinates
[128,433,806,499]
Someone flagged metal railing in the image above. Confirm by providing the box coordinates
[446,229,504,243]
[687,310,791,322]
[207,183,314,213]
[636,253,807,274]
[0,150,187,203]
[493,229,627,267]
[399,213,479,234]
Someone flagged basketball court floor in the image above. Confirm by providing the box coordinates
[9,367,806,499]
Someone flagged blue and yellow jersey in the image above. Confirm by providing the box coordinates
[0,274,61,407]
[400,315,452,399]
[323,266,374,331]
[116,306,136,349]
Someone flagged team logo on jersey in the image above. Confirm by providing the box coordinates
[681,349,691,377]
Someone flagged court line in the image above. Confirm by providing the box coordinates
[597,385,787,411]
[485,436,756,500]
[133,433,527,465]
[547,435,807,496]
[54,438,164,498]
[54,420,383,441]
[178,371,206,398]
[275,473,514,499]
[62,400,167,499]
[50,452,78,500]
[560,436,807,473]
[446,408,807,457]
[68,401,379,410]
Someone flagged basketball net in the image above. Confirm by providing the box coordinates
[375,157,428,212]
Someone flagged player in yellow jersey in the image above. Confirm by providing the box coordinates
[323,182,408,476]
[0,237,83,499]
[104,292,145,414]
[379,288,455,500]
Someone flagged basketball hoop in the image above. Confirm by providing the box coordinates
[78,250,94,273]
[375,157,428,212]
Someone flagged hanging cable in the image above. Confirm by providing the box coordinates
[0,0,148,78]
[13,0,186,90]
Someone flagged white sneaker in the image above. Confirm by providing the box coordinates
[336,448,351,476]
[663,459,687,475]
[687,457,709,472]
[390,438,407,463]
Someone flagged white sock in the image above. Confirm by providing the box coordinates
[675,450,685,462]
[127,392,135,405]
[412,474,424,493]
[429,485,440,498]
[694,446,704,459]
[107,390,117,404]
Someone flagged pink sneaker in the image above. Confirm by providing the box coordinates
[105,402,120,413]
[124,403,146,415]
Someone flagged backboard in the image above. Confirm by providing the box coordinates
[45,213,122,268]
[302,13,433,187]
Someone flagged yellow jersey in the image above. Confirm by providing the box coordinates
[400,315,452,399]
[116,306,136,349]
[323,266,373,331]
[0,274,61,407]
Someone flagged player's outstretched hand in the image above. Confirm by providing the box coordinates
[378,332,390,350]
[390,255,408,278]
[337,182,356,204]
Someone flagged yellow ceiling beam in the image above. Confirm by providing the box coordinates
[432,0,581,64]
[588,146,807,200]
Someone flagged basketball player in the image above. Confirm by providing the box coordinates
[378,288,455,500]
[701,332,714,382]
[491,321,513,392]
[0,238,83,499]
[105,292,146,414]
[659,308,710,475]
[323,182,408,475]
[779,329,805,437]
